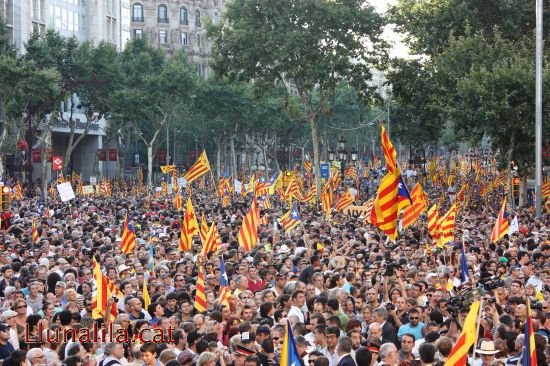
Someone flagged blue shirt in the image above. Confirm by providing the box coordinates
[398,322,424,341]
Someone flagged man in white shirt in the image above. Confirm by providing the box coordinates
[287,290,306,323]
[0,311,18,350]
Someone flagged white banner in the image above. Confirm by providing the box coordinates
[234,180,243,194]
[57,182,75,202]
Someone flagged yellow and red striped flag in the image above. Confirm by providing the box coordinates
[285,176,300,201]
[304,158,312,173]
[199,214,209,244]
[201,222,222,255]
[542,180,550,198]
[31,218,40,244]
[427,204,440,240]
[320,179,333,218]
[370,170,400,240]
[14,183,23,200]
[363,197,375,224]
[173,194,183,211]
[490,198,509,243]
[437,203,457,247]
[160,165,177,174]
[92,257,120,321]
[260,213,269,226]
[120,215,137,254]
[244,174,255,196]
[194,266,207,313]
[184,151,210,184]
[179,198,199,251]
[401,183,427,229]
[381,125,397,174]
[335,189,354,211]
[238,197,259,252]
[444,301,480,366]
[370,124,400,240]
[522,301,537,366]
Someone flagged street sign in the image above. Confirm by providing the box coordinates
[53,156,63,171]
[90,176,97,185]
[320,163,329,178]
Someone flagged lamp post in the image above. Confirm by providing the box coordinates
[338,138,347,177]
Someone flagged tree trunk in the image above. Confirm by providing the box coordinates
[41,127,52,198]
[63,114,93,176]
[310,115,321,200]
[519,175,528,207]
[147,143,153,190]
[118,132,131,179]
[216,140,222,179]
[263,146,269,177]
[230,136,237,179]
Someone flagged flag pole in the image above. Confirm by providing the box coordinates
[471,298,484,366]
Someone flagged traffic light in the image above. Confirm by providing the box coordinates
[1,186,11,211]
[512,178,520,205]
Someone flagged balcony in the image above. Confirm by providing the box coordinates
[132,16,144,22]
[157,18,169,24]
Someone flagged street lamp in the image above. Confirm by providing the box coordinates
[351,151,358,162]
[328,151,335,161]
[338,151,345,161]
[338,139,346,151]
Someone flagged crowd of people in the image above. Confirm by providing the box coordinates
[0,174,548,366]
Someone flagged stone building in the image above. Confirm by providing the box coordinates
[129,0,224,77]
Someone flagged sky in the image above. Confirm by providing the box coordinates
[369,0,410,58]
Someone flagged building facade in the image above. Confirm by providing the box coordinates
[1,0,131,52]
[129,0,224,77]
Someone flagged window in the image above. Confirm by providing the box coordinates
[132,3,143,22]
[179,6,187,24]
[195,10,200,27]
[180,31,188,46]
[133,29,143,39]
[158,4,168,23]
[31,0,44,20]
[158,30,167,44]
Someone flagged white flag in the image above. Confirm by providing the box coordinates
[508,216,519,235]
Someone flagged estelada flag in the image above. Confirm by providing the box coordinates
[335,189,354,211]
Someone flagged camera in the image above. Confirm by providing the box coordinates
[530,302,542,311]
[110,296,119,303]
[479,276,504,291]
[386,303,395,311]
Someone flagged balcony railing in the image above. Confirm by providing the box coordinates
[132,16,144,22]
[158,18,169,23]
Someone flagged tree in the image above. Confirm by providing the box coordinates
[192,78,254,179]
[59,40,122,176]
[115,39,197,188]
[384,59,445,149]
[388,0,548,56]
[208,0,387,198]
[387,0,550,183]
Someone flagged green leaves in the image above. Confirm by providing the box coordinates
[208,0,387,98]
